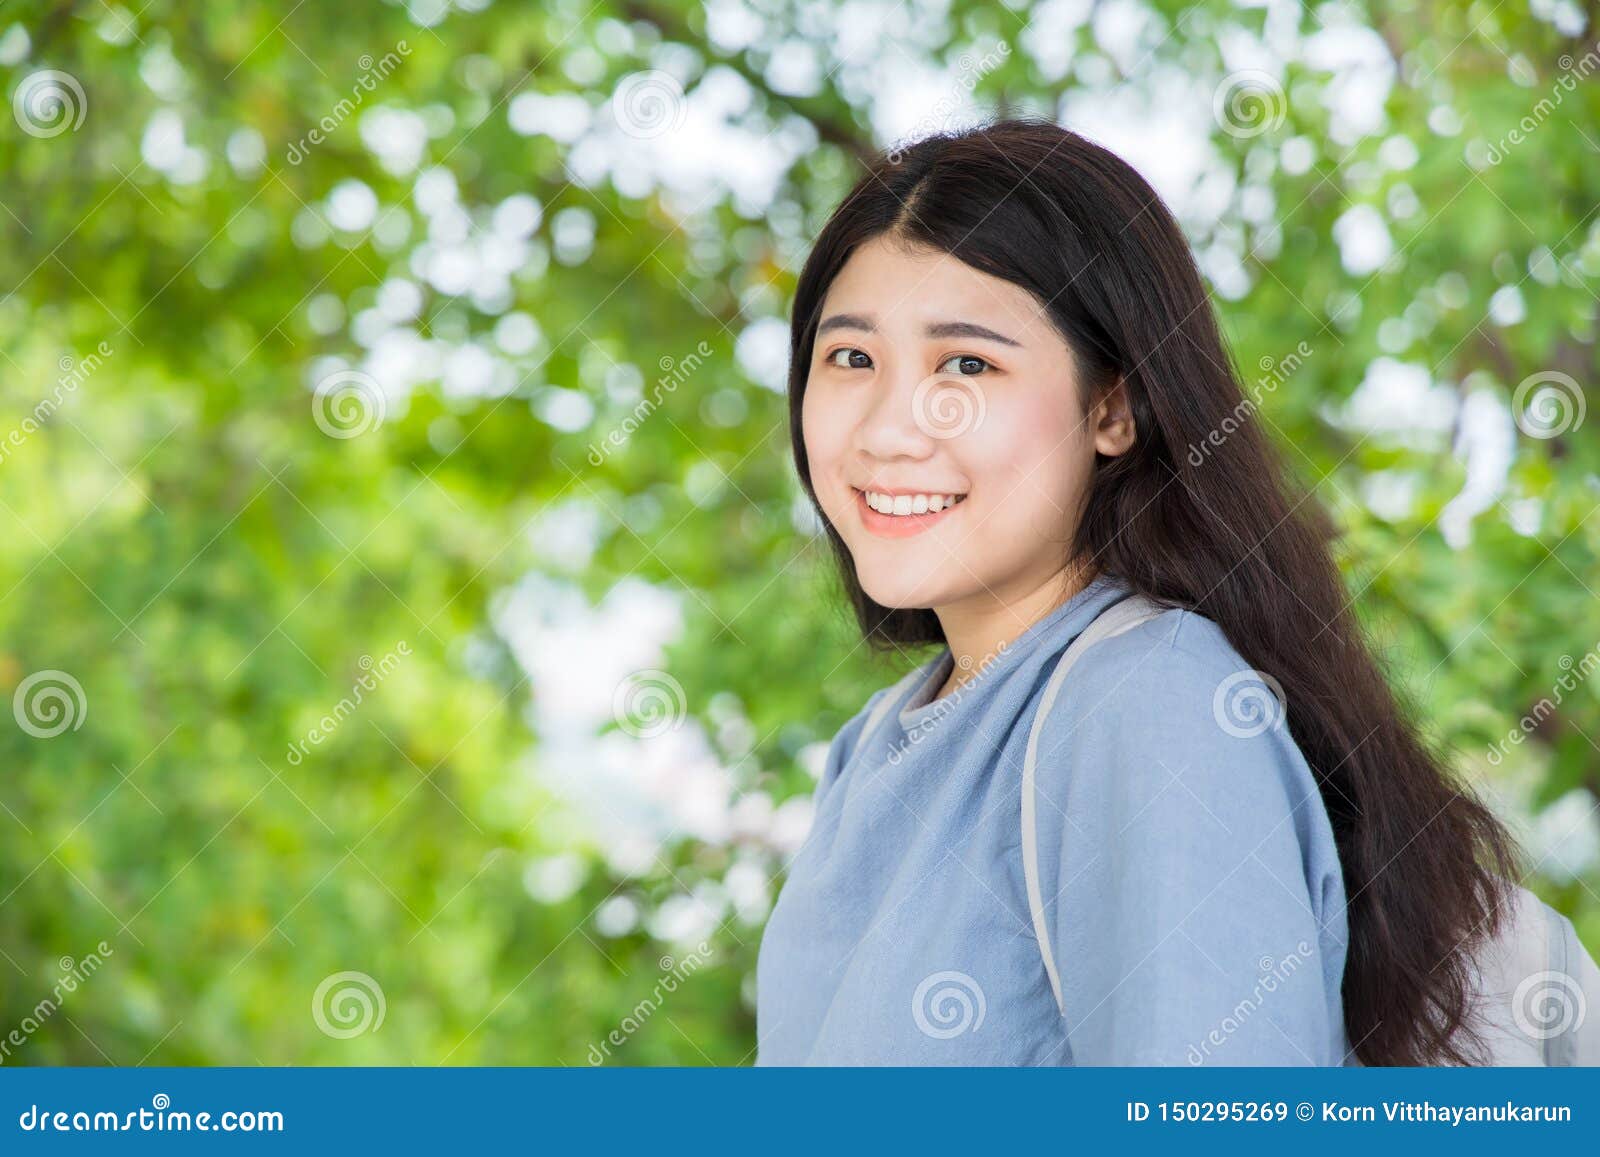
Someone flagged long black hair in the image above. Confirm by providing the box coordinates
[786,117,1521,1066]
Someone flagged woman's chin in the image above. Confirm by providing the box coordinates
[859,575,955,613]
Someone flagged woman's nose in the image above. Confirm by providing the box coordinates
[854,363,940,461]
[857,365,988,456]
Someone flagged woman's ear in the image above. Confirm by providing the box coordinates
[1091,379,1137,457]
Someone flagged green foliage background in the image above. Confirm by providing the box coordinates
[0,0,1596,1064]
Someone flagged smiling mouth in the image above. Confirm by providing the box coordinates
[852,487,968,538]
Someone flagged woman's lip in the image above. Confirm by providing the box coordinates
[852,487,965,539]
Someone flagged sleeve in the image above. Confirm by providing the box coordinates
[1034,618,1347,1066]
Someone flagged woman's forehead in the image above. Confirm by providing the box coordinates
[821,238,1060,346]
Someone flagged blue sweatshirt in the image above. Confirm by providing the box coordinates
[755,574,1351,1065]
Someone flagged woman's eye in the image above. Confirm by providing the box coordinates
[938,354,990,376]
[827,347,872,370]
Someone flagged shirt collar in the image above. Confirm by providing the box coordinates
[895,572,1131,729]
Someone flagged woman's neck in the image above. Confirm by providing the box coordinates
[929,564,1098,701]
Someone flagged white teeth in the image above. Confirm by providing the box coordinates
[862,490,966,516]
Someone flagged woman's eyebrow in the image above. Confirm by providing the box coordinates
[816,312,874,336]
[816,313,1022,347]
[924,319,1022,347]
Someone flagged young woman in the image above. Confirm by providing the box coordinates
[754,118,1520,1066]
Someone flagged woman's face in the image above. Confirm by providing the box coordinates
[801,234,1122,613]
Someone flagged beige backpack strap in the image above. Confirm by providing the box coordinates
[1539,899,1600,1066]
[1022,593,1169,1014]
[1463,884,1600,1065]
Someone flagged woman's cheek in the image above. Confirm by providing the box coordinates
[975,411,1083,533]
[801,393,850,515]
[800,390,834,471]
[966,400,1055,484]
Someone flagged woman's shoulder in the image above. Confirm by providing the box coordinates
[1039,599,1313,811]
[1061,601,1274,719]
[1035,597,1347,934]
